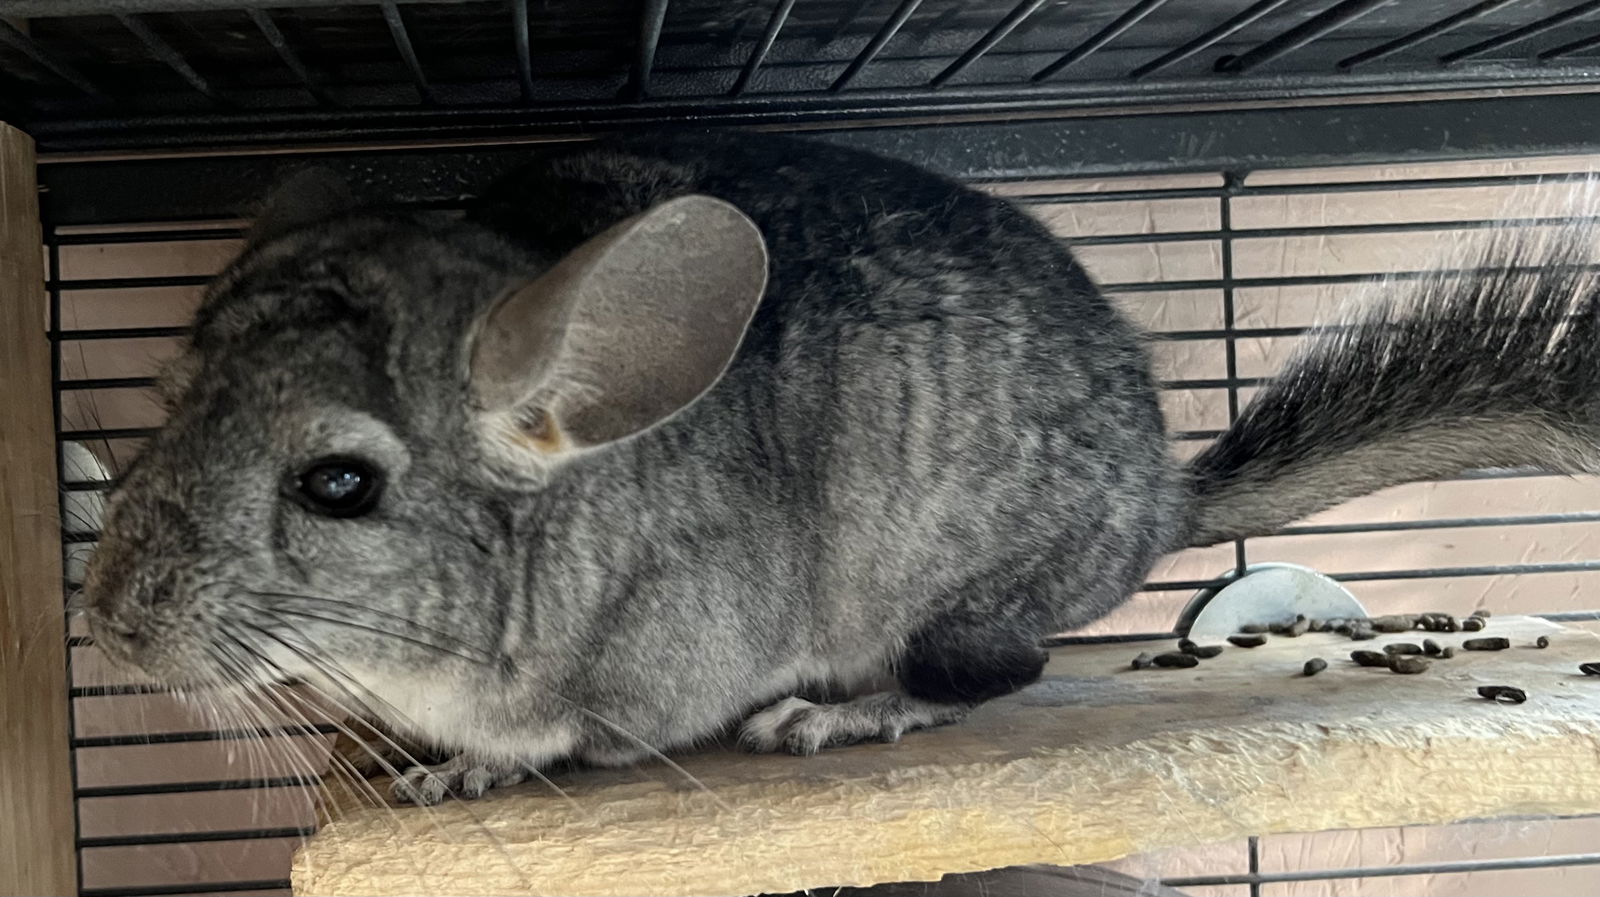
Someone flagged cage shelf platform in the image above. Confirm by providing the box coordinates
[291,615,1600,896]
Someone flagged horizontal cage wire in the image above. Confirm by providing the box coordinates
[43,148,1600,895]
[0,0,1595,150]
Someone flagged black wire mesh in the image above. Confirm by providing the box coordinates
[0,0,1599,150]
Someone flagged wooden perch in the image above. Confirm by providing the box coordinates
[293,615,1600,896]
[0,120,77,897]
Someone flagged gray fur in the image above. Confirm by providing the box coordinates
[1184,191,1600,547]
[79,131,1600,805]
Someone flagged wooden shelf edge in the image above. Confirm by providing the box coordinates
[292,616,1600,896]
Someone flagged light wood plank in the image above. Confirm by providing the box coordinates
[0,121,77,897]
[295,615,1600,896]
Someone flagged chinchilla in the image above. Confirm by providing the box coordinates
[80,131,1600,804]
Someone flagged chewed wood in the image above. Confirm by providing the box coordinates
[294,615,1600,897]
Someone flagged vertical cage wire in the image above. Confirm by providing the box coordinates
[1440,0,1600,63]
[1337,0,1525,69]
[729,0,798,96]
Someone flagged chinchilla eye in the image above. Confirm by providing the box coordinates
[289,457,383,518]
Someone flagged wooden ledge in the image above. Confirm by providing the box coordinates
[293,616,1600,896]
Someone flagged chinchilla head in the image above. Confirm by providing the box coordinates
[80,166,768,697]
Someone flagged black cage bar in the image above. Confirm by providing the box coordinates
[0,0,1598,152]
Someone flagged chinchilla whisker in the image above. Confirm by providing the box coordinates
[248,617,591,822]
[272,687,536,886]
[571,706,730,814]
[200,638,329,825]
[226,625,521,874]
[250,681,396,811]
[247,682,458,885]
[236,620,483,795]
[264,603,494,666]
[58,504,99,530]
[202,679,309,830]
[244,587,465,639]
[241,588,493,661]
[17,599,76,676]
[517,760,583,815]
[62,330,127,474]
[234,620,387,716]
[250,617,588,828]
[243,598,594,827]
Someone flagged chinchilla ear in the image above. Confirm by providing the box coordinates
[244,167,356,248]
[468,194,768,475]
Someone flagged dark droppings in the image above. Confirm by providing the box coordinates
[1389,656,1430,674]
[1440,646,1456,659]
[1154,652,1200,669]
[1370,615,1415,633]
[1464,637,1511,651]
[1384,643,1423,656]
[1131,652,1156,670]
[1471,609,1492,619]
[1418,613,1462,633]
[1580,662,1600,677]
[1349,628,1378,641]
[1461,616,1486,632]
[1419,611,1463,633]
[1535,636,1551,649]
[1478,685,1527,704]
[1228,634,1267,648]
[1351,650,1390,668]
[1423,639,1442,656]
[1239,623,1271,634]
[1303,658,1328,676]
[1178,639,1223,658]
[1269,615,1307,635]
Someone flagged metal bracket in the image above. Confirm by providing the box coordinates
[1177,562,1369,641]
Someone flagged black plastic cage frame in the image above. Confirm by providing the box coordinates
[0,0,1599,152]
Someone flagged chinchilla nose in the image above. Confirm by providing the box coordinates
[80,542,157,641]
[83,589,146,662]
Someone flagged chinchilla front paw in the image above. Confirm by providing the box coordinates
[739,692,968,755]
[391,754,530,805]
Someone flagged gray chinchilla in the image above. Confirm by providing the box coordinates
[81,131,1600,804]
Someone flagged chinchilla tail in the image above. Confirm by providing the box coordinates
[1177,178,1600,549]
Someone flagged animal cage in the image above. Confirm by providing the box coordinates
[4,1,1600,895]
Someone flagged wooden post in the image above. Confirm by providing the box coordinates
[0,121,77,896]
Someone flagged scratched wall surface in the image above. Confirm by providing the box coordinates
[55,150,1600,896]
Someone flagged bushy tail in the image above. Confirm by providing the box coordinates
[1181,180,1600,548]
